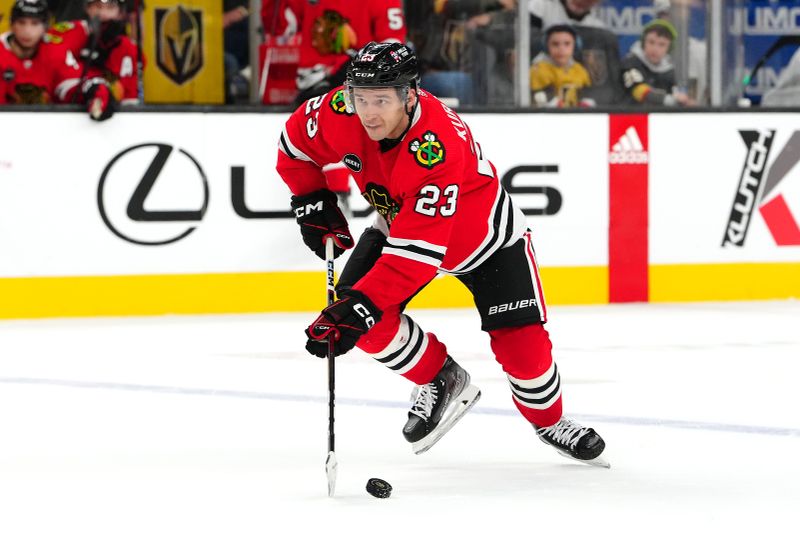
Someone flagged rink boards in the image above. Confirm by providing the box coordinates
[0,111,798,318]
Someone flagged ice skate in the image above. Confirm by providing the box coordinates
[403,356,481,455]
[535,416,610,468]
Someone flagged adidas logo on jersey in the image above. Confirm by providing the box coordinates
[609,126,648,164]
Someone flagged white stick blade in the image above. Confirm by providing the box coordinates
[325,451,337,497]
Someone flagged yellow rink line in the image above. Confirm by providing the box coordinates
[649,262,800,302]
[2,263,797,319]
[0,266,608,319]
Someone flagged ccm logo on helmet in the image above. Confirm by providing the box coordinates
[488,299,536,315]
[355,72,376,77]
[294,200,323,218]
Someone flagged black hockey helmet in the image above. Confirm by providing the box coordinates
[10,0,48,23]
[346,41,419,88]
[344,42,419,112]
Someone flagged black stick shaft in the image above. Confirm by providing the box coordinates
[325,239,336,454]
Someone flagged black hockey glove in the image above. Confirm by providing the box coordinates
[305,289,382,357]
[83,79,115,122]
[290,189,354,260]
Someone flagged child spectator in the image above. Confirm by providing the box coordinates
[530,24,592,107]
[620,19,694,107]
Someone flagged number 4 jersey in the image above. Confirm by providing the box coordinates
[276,87,526,311]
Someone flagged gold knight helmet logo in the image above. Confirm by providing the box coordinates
[155,5,204,85]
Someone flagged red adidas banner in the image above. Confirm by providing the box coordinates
[608,115,649,303]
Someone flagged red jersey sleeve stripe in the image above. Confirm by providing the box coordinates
[383,247,443,268]
[279,127,316,164]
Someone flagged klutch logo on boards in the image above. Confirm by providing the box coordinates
[609,126,648,164]
[723,130,800,247]
[155,6,204,85]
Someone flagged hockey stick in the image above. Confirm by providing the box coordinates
[324,238,337,497]
[72,16,101,104]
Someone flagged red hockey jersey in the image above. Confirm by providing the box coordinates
[47,20,139,103]
[270,0,406,89]
[277,88,526,311]
[0,32,81,104]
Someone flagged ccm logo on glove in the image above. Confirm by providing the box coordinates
[305,289,382,357]
[293,201,323,218]
[290,189,354,260]
[353,303,376,328]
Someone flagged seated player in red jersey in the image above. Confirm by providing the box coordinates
[0,0,80,104]
[276,42,609,465]
[0,0,116,120]
[48,0,139,109]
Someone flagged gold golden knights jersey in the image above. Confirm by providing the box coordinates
[276,87,527,312]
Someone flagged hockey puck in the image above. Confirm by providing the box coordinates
[366,478,392,498]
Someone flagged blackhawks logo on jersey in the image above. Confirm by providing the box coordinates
[409,131,446,169]
[329,89,351,114]
[362,183,400,224]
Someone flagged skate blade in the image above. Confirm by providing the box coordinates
[412,384,481,455]
[555,449,611,469]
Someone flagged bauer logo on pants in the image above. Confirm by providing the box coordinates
[155,6,204,85]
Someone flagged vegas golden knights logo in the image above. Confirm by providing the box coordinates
[155,6,204,85]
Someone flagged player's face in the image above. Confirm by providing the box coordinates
[352,87,412,141]
[643,33,671,65]
[547,32,575,67]
[86,0,122,21]
[11,18,46,49]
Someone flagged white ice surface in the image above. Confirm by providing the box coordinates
[1,301,799,533]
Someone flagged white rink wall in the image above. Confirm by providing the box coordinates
[0,111,798,318]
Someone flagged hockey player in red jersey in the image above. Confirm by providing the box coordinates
[1,0,117,119]
[276,42,608,465]
[0,0,81,104]
[47,0,139,109]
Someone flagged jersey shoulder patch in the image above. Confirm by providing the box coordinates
[408,130,446,169]
[328,88,352,115]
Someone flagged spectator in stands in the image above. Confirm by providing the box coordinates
[406,0,514,106]
[620,19,694,107]
[651,0,707,104]
[0,0,88,104]
[530,24,592,107]
[762,47,800,107]
[48,0,140,107]
[528,0,605,30]
[223,0,250,103]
